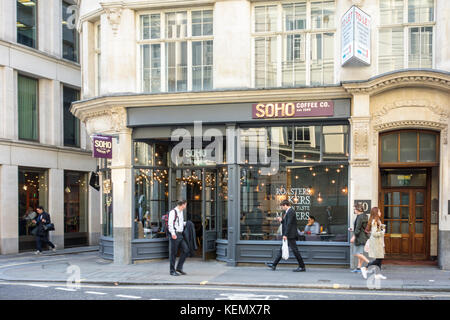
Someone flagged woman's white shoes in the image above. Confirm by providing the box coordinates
[375,274,387,280]
[361,267,368,279]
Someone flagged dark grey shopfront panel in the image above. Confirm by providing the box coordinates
[132,239,169,260]
[99,237,114,260]
[236,241,350,265]
[127,99,350,127]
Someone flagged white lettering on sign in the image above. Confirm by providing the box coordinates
[276,187,311,221]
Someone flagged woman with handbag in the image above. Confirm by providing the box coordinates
[361,207,386,280]
[32,206,56,255]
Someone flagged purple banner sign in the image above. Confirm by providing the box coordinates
[252,101,334,119]
[92,135,112,159]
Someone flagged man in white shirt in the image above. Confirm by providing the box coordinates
[168,200,189,276]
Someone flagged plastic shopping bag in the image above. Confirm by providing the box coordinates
[282,239,289,260]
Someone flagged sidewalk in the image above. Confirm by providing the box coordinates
[0,248,450,292]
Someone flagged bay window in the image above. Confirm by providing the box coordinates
[378,0,434,74]
[254,1,336,88]
[139,9,213,93]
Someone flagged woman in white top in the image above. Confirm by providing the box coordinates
[361,207,387,280]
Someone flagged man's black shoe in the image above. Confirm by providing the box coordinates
[293,267,306,272]
[170,271,180,276]
[176,270,187,275]
[265,262,276,271]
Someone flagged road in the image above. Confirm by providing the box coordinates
[0,280,449,300]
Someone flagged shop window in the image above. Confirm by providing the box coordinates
[240,124,348,164]
[62,1,79,62]
[18,168,48,251]
[380,130,439,164]
[134,169,169,239]
[134,141,169,166]
[18,75,38,141]
[139,9,214,93]
[63,86,80,147]
[64,171,88,247]
[17,0,37,48]
[240,165,348,242]
[100,159,113,237]
[378,0,435,74]
[254,1,336,88]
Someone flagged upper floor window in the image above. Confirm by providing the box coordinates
[94,22,101,95]
[139,9,213,93]
[17,0,37,48]
[63,86,80,147]
[18,75,38,141]
[378,0,434,74]
[253,1,335,88]
[62,1,79,62]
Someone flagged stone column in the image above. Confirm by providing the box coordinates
[0,0,16,42]
[48,168,64,248]
[213,0,251,89]
[0,66,16,140]
[100,5,136,94]
[439,123,450,270]
[88,184,101,246]
[80,20,96,99]
[0,165,19,254]
[38,0,61,56]
[110,108,133,264]
[349,93,372,268]
[226,124,239,266]
[39,79,61,146]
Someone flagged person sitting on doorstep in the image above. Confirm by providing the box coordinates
[299,216,320,235]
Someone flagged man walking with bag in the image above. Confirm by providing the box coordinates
[265,200,306,272]
[168,200,190,276]
[32,206,56,254]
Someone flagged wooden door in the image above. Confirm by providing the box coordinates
[381,188,427,259]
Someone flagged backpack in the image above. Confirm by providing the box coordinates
[162,209,178,236]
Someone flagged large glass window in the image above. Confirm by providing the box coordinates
[134,169,169,239]
[18,168,48,251]
[254,1,335,88]
[240,165,348,241]
[64,171,88,247]
[139,9,213,93]
[62,1,79,62]
[239,124,349,164]
[63,86,80,147]
[378,0,435,74]
[17,0,37,48]
[380,130,439,164]
[18,75,38,141]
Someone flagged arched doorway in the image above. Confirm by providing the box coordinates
[379,129,439,260]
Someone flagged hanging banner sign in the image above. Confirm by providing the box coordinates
[92,135,112,159]
[341,6,371,66]
[252,101,334,119]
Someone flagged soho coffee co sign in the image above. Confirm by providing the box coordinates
[92,135,112,159]
[252,101,334,119]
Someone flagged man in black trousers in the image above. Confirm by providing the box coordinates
[266,200,306,272]
[168,200,190,276]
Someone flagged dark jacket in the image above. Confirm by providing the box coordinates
[35,212,51,237]
[281,207,298,240]
[183,220,198,257]
[354,213,369,246]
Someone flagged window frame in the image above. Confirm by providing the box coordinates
[136,7,214,93]
[62,84,81,148]
[251,0,336,88]
[62,0,80,63]
[379,129,440,167]
[17,73,39,142]
[16,0,38,49]
[377,0,436,74]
